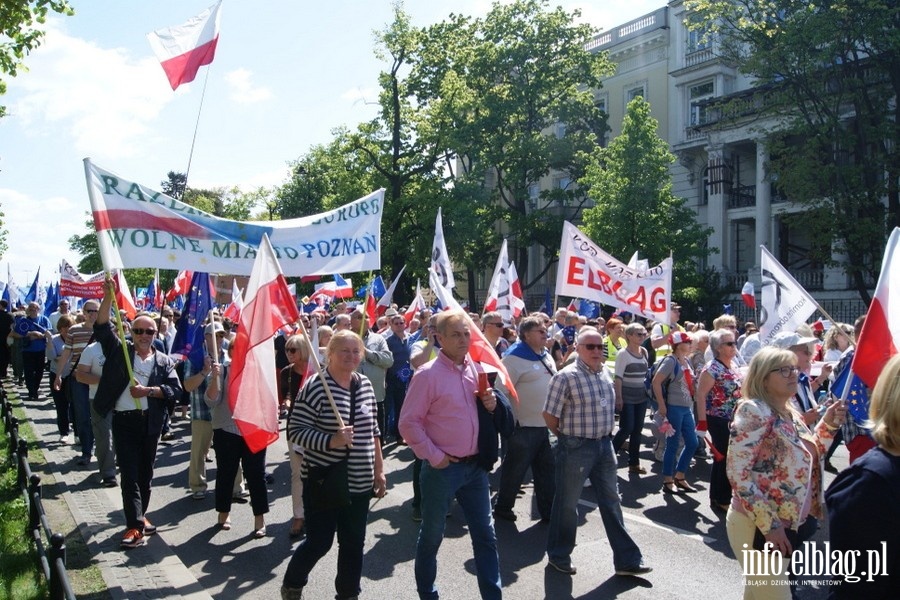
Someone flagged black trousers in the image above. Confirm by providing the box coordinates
[212,429,269,516]
[112,410,162,531]
[22,351,45,398]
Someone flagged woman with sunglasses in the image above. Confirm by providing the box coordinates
[653,331,699,493]
[726,347,845,598]
[612,322,650,474]
[694,328,743,511]
[278,334,313,538]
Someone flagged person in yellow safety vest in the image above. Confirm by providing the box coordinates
[604,317,626,371]
[650,304,685,363]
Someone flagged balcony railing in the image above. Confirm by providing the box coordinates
[728,184,756,208]
[685,47,714,67]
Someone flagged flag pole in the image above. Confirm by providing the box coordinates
[183,64,213,190]
[105,273,140,410]
[296,319,346,430]
[206,308,220,388]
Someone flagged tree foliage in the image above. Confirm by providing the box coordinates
[0,0,74,117]
[0,203,8,261]
[685,0,900,303]
[579,97,714,299]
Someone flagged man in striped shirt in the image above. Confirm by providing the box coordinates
[543,327,651,578]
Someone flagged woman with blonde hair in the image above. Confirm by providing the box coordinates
[822,323,853,362]
[726,347,846,598]
[825,354,900,597]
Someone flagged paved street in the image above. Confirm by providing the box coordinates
[13,378,843,599]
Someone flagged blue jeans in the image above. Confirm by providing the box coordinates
[416,461,501,600]
[662,405,698,477]
[612,401,649,466]
[547,434,642,571]
[495,426,555,519]
[70,381,94,458]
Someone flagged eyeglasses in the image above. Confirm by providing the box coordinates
[131,328,157,336]
[722,341,737,347]
[770,366,800,378]
[581,343,604,351]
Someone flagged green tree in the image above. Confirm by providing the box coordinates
[685,0,900,303]
[160,171,186,199]
[579,97,714,296]
[0,1,74,117]
[413,0,614,290]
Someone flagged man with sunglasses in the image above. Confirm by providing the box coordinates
[481,311,508,357]
[92,279,183,549]
[54,300,101,464]
[543,327,651,578]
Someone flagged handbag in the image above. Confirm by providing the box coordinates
[305,374,359,512]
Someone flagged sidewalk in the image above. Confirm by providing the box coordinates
[8,379,210,599]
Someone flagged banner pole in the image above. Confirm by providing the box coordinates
[184,64,213,190]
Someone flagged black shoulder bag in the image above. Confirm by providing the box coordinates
[305,374,359,512]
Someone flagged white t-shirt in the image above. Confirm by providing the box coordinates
[77,342,105,399]
[115,353,155,412]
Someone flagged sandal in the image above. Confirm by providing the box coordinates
[662,480,677,494]
[673,477,697,493]
[216,520,231,531]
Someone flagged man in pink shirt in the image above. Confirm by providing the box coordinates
[399,310,504,600]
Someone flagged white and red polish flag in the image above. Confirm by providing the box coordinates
[376,265,406,317]
[429,270,518,403]
[404,279,427,326]
[147,1,223,90]
[166,270,193,303]
[223,278,243,322]
[741,281,756,309]
[852,227,900,389]
[228,234,300,453]
[114,270,138,320]
[508,261,526,318]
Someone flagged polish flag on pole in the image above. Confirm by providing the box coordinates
[376,265,406,317]
[429,270,518,402]
[166,270,193,302]
[223,278,243,322]
[509,262,526,318]
[228,234,300,453]
[114,270,138,320]
[851,227,900,389]
[404,279,427,326]
[741,281,756,309]
[147,1,223,90]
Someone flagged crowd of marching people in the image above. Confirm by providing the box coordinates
[2,285,897,599]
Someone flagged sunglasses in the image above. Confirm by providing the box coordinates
[286,348,300,353]
[131,328,157,336]
[581,343,604,351]
[486,322,503,328]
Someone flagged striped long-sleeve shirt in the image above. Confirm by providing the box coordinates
[287,371,379,494]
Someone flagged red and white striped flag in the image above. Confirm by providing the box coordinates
[741,281,756,309]
[228,234,300,453]
[147,1,222,90]
[852,228,900,388]
[376,265,406,317]
[223,278,243,322]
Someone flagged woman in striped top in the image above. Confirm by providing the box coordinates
[281,330,386,600]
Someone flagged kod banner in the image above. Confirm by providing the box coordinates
[555,221,672,322]
[84,159,384,277]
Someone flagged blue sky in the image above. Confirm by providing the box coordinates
[0,0,662,289]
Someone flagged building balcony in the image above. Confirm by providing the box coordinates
[728,184,756,208]
[684,47,714,68]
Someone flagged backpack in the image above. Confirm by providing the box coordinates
[644,354,680,401]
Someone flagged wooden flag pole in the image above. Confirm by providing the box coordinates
[296,319,346,431]
[105,273,139,410]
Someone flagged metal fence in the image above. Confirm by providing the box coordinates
[1,388,76,600]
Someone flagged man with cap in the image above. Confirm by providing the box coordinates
[650,303,685,362]
[771,330,833,426]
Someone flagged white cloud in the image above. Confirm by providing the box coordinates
[9,20,175,160]
[1,188,87,284]
[224,68,272,104]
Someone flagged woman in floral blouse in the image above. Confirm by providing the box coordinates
[726,347,846,599]
[694,328,743,512]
